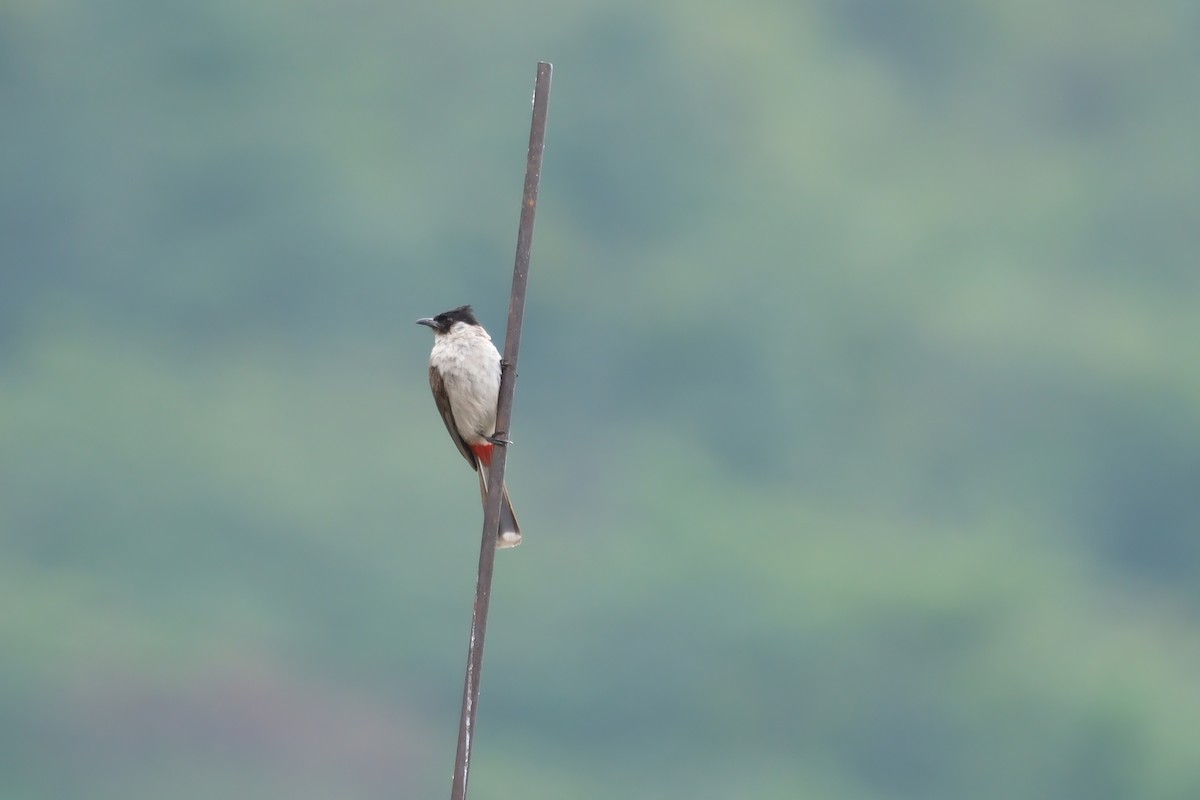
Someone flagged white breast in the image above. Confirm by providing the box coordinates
[429,322,502,444]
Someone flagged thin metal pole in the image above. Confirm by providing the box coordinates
[450,61,552,800]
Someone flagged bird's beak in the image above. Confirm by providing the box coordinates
[416,318,437,328]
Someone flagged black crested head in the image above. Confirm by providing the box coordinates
[416,304,480,333]
[439,305,479,326]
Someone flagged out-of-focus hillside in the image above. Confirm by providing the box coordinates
[2,1,1198,798]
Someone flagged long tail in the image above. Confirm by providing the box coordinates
[476,464,522,548]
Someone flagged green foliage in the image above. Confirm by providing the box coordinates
[2,0,1198,797]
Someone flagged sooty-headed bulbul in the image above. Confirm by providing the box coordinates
[417,305,521,548]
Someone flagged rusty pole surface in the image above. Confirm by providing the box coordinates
[449,61,552,800]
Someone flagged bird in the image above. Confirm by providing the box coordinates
[417,305,521,548]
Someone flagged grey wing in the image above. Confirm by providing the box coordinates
[429,366,478,469]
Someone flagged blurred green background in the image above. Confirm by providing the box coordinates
[3,1,1199,798]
